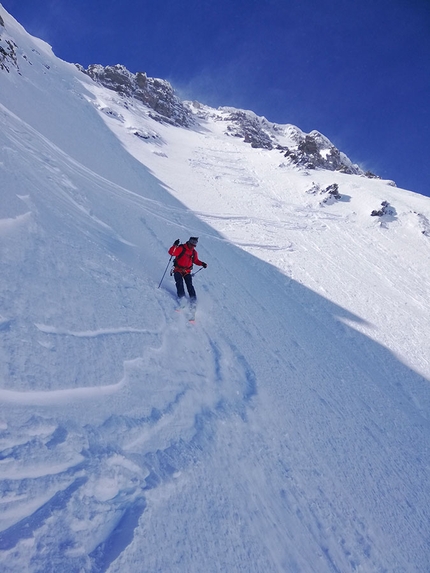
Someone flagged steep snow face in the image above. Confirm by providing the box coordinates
[85,76,430,380]
[1,6,430,573]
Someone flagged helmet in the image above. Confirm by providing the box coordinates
[188,237,198,246]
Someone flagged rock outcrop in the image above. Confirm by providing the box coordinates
[0,17,19,73]
[78,64,193,127]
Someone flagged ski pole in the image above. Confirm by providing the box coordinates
[158,255,173,289]
[192,267,204,278]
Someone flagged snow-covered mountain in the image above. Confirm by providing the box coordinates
[79,62,371,176]
[1,7,430,573]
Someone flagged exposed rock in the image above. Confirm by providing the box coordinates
[79,64,193,127]
[0,36,18,72]
[414,212,430,236]
[371,201,395,217]
[222,109,274,149]
[306,182,322,195]
[364,170,380,179]
[0,15,20,73]
[284,131,363,175]
[324,183,341,200]
[307,182,342,204]
[299,135,319,155]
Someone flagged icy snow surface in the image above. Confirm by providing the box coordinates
[0,7,430,573]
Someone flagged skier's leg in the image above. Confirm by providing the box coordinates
[174,272,186,299]
[184,274,196,300]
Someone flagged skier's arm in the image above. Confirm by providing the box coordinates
[168,241,181,256]
[193,251,207,267]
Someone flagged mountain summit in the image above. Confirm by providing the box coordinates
[1,7,430,573]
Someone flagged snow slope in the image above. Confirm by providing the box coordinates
[1,7,430,572]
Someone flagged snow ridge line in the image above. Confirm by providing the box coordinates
[35,323,157,337]
[0,102,193,216]
[0,377,126,405]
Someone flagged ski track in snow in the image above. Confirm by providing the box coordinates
[0,305,259,573]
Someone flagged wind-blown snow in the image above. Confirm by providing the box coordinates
[1,6,430,572]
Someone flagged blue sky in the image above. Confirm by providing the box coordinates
[2,0,430,197]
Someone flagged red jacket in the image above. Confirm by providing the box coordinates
[168,243,204,274]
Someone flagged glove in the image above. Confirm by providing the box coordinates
[201,262,207,268]
[173,239,180,246]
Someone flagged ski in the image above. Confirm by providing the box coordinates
[188,300,197,323]
[175,298,187,312]
[188,308,196,323]
[174,300,196,322]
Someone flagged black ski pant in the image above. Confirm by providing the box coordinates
[174,271,196,300]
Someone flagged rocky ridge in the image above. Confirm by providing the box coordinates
[78,64,193,128]
[77,63,380,177]
[188,102,377,177]
[0,15,19,73]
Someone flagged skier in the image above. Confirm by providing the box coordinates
[168,237,207,305]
